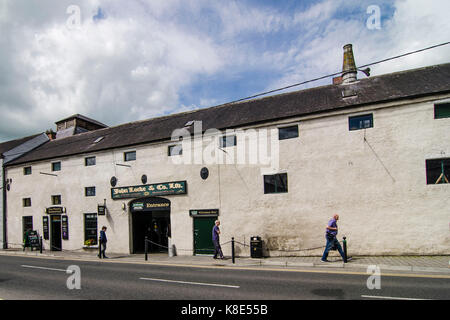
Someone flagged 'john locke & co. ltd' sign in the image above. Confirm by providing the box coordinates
[111,181,187,199]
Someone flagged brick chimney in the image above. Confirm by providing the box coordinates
[46,129,56,140]
[342,44,357,84]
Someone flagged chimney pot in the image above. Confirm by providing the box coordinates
[342,44,357,84]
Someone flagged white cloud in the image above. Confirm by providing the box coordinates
[0,0,449,142]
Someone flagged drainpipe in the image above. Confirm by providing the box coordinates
[2,162,7,249]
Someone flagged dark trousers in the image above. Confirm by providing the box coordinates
[100,241,107,258]
[321,235,345,261]
[213,239,223,258]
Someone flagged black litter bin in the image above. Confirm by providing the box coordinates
[250,236,263,258]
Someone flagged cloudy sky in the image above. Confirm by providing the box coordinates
[1,0,449,142]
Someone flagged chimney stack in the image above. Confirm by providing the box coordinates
[342,44,357,84]
[46,129,56,140]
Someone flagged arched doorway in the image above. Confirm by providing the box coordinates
[129,197,171,254]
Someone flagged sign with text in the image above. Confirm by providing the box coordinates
[111,181,187,199]
[189,209,219,217]
[46,206,66,214]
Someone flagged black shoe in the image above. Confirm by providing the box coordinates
[320,259,330,263]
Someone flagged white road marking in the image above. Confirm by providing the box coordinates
[361,295,432,300]
[21,265,72,273]
[140,277,240,289]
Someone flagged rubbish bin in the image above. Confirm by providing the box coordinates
[250,236,263,258]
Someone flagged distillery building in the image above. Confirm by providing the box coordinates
[2,46,450,257]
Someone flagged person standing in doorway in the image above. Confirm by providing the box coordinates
[99,226,108,258]
[321,214,347,262]
[212,220,224,259]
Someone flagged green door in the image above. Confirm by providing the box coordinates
[193,217,216,255]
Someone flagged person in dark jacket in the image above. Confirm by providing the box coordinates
[99,226,108,258]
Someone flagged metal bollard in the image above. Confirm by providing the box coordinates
[39,236,43,254]
[343,236,347,263]
[145,236,148,261]
[231,237,235,264]
[98,237,102,259]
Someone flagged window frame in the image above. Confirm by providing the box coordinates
[23,166,32,175]
[263,173,288,194]
[85,156,96,166]
[51,161,61,172]
[219,134,237,148]
[278,125,299,140]
[434,102,450,119]
[426,158,450,185]
[168,144,183,156]
[124,151,136,162]
[85,186,96,197]
[84,213,98,246]
[22,198,32,207]
[51,195,62,205]
[348,114,374,131]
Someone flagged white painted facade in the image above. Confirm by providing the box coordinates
[4,94,450,256]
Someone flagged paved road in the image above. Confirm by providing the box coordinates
[0,255,449,302]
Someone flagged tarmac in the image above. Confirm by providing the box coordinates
[1,248,449,275]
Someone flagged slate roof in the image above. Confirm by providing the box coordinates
[6,62,450,166]
[0,134,43,157]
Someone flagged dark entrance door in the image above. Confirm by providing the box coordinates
[193,217,216,255]
[50,215,62,251]
[130,197,171,254]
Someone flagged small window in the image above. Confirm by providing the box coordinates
[85,187,96,197]
[23,198,32,207]
[219,135,237,148]
[434,103,450,119]
[278,125,299,140]
[85,156,96,166]
[51,195,62,205]
[264,173,288,194]
[84,213,98,246]
[23,167,32,175]
[349,114,373,131]
[168,144,183,156]
[426,158,450,184]
[52,162,61,171]
[124,151,136,162]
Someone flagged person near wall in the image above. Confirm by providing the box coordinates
[99,226,108,259]
[212,220,224,259]
[321,214,348,262]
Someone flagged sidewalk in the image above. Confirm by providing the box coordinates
[1,248,449,274]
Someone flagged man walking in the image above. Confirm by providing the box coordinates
[212,220,224,259]
[321,214,347,263]
[99,226,108,258]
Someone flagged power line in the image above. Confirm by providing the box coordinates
[222,41,450,105]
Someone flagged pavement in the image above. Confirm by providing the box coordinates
[1,248,449,274]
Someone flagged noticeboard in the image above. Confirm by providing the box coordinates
[62,215,69,240]
[26,231,40,249]
[42,216,49,240]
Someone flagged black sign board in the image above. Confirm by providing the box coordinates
[46,206,66,214]
[130,197,171,213]
[189,209,219,217]
[42,216,49,240]
[98,205,106,215]
[62,215,69,240]
[26,230,40,249]
[111,181,187,199]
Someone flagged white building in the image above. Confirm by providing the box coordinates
[3,46,450,256]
